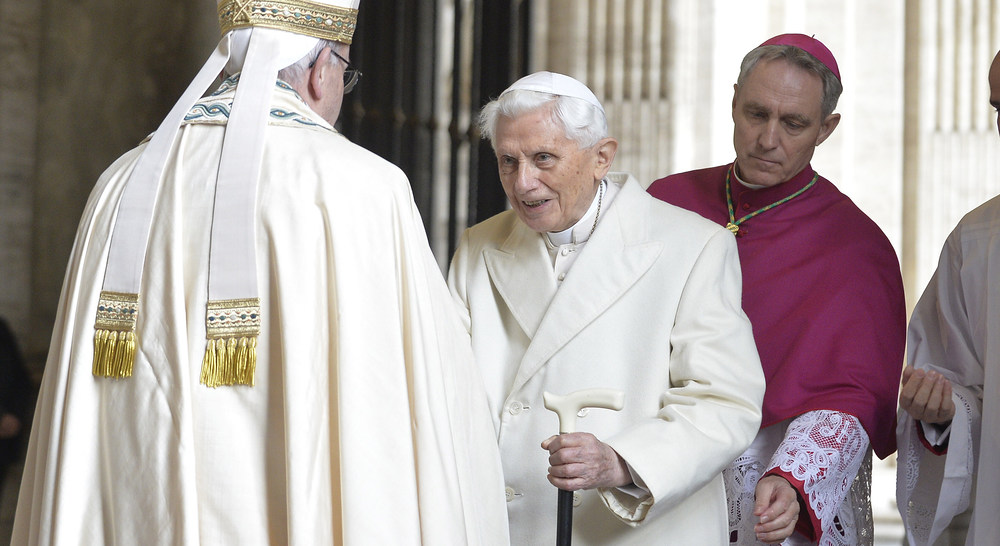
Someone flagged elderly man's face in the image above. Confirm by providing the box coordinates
[493,107,615,233]
[732,58,840,187]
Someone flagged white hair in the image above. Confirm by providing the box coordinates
[479,89,609,149]
[276,39,345,87]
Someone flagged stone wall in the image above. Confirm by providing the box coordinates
[0,0,41,368]
[0,0,217,374]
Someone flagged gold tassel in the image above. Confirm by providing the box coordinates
[93,330,137,378]
[201,298,260,387]
[93,291,139,379]
[201,336,257,387]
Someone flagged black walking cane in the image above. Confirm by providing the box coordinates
[543,389,625,546]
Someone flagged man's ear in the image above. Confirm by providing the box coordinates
[815,113,841,146]
[593,137,619,179]
[306,47,334,102]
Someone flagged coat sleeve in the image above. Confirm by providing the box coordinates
[600,228,765,523]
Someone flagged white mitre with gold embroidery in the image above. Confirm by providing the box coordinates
[94,0,361,387]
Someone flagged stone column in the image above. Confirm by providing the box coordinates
[533,0,677,187]
[902,0,1000,307]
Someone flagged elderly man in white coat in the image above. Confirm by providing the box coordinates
[448,71,766,544]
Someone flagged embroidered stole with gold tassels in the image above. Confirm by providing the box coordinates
[93,0,357,386]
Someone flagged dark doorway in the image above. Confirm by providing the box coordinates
[338,0,531,259]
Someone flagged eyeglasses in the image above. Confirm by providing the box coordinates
[331,50,361,94]
[309,48,361,94]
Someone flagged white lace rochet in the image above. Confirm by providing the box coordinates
[724,410,874,545]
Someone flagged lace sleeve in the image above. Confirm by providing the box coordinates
[765,410,869,544]
[898,385,979,545]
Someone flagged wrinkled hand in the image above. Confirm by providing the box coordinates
[899,366,955,425]
[753,475,800,544]
[540,432,631,491]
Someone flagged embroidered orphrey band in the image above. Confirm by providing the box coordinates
[202,298,262,387]
[218,0,358,44]
[93,291,139,378]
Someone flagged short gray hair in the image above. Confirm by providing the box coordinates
[737,44,843,118]
[478,90,608,150]
[277,39,344,87]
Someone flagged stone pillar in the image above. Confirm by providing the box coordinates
[534,0,677,188]
[903,0,1000,308]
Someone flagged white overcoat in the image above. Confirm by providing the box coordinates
[448,174,765,545]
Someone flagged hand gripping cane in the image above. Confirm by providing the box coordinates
[543,389,625,546]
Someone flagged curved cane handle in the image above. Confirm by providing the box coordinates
[543,388,624,434]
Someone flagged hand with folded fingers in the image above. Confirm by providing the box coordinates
[541,432,632,491]
[753,475,801,544]
[899,366,956,425]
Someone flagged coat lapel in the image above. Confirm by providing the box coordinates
[510,176,663,394]
[484,222,559,339]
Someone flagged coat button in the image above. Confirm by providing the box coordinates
[557,273,566,282]
[508,401,524,415]
[742,203,751,210]
[573,492,582,507]
[561,248,571,256]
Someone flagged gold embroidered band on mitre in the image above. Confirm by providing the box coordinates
[202,298,261,387]
[219,0,358,44]
[93,291,139,378]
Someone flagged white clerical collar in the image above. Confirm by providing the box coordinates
[732,165,767,190]
[546,179,606,246]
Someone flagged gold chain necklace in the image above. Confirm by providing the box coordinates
[725,167,817,235]
[584,180,606,242]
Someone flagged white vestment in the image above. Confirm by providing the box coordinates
[448,174,765,545]
[897,194,1000,546]
[13,77,510,545]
